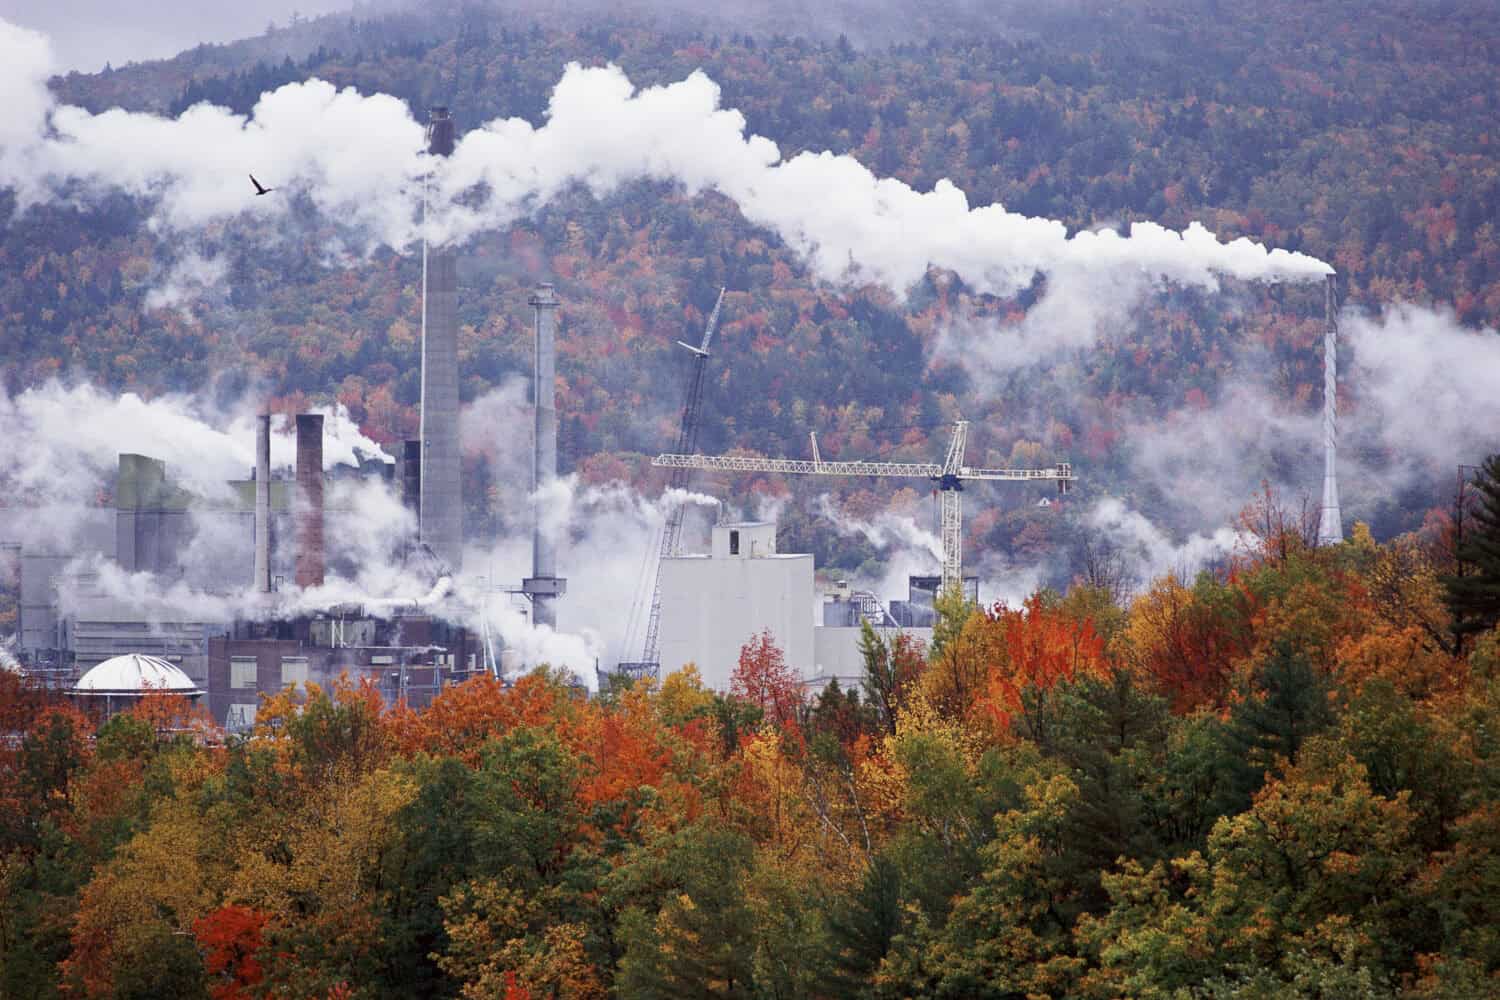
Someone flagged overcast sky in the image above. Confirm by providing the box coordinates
[0,0,358,73]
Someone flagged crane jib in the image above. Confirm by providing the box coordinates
[646,418,1078,603]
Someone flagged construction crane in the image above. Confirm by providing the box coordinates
[653,419,1075,595]
[622,287,727,679]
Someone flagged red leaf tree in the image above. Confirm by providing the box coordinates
[731,630,803,732]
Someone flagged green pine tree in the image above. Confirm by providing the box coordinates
[1443,454,1500,642]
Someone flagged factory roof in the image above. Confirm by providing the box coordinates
[73,654,203,696]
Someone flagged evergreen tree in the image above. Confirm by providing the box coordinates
[1443,454,1500,641]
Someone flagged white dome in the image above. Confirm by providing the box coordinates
[74,654,201,696]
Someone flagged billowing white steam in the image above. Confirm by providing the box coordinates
[1087,497,1245,588]
[0,21,426,242]
[1,19,1329,305]
[468,477,722,675]
[815,492,942,563]
[0,380,389,502]
[1345,303,1500,475]
[1108,303,1500,532]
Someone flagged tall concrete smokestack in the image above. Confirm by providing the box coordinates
[1317,273,1343,545]
[420,107,462,571]
[295,413,325,588]
[254,414,272,593]
[523,283,566,628]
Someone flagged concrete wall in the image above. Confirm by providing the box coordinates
[811,625,934,690]
[115,454,193,575]
[10,509,113,659]
[658,550,814,691]
[67,593,212,686]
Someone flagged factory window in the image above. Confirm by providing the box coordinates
[729,530,740,555]
[230,656,258,689]
[280,657,309,688]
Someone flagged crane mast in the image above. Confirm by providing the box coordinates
[653,420,1074,595]
[630,288,725,678]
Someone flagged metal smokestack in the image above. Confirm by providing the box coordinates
[523,283,566,628]
[419,107,462,571]
[254,414,272,593]
[1317,273,1343,545]
[295,413,325,588]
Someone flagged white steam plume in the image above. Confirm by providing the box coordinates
[0,20,426,242]
[144,251,229,311]
[467,476,719,681]
[1,20,1329,308]
[1086,497,1245,589]
[1107,303,1500,538]
[0,380,389,505]
[1344,303,1500,477]
[815,492,943,563]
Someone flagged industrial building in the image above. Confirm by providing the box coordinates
[1,106,583,727]
[658,521,815,691]
[654,518,937,692]
[209,612,476,732]
[5,411,482,729]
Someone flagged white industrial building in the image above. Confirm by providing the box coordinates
[658,522,814,691]
[657,520,934,692]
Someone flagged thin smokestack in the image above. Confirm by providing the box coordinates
[254,414,272,593]
[295,413,325,588]
[420,106,462,571]
[1317,273,1343,545]
[525,283,566,628]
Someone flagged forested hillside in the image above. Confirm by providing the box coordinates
[4,0,1498,582]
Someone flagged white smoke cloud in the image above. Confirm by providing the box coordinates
[1086,496,1245,588]
[1344,303,1500,476]
[1092,302,1500,544]
[465,475,722,680]
[0,633,21,674]
[0,381,390,509]
[815,492,942,563]
[1,21,1329,309]
[0,18,426,243]
[436,64,1332,304]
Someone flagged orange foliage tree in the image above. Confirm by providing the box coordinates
[983,595,1108,745]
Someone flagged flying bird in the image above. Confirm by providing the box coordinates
[249,174,274,196]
